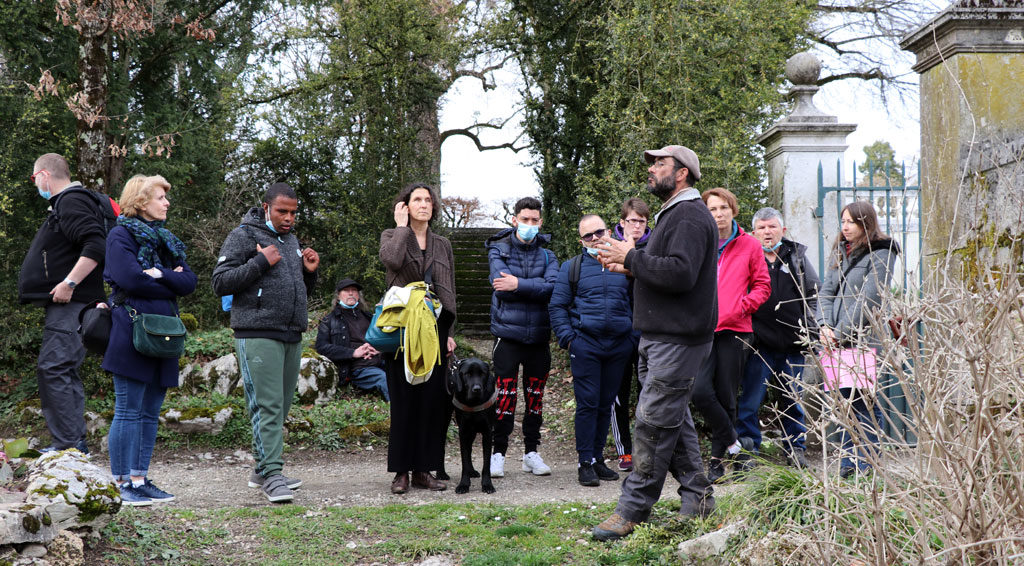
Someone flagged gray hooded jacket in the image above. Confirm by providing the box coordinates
[816,239,899,346]
[212,207,316,341]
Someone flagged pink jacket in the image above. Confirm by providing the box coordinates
[715,226,771,333]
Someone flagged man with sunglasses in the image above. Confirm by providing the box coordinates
[592,145,719,541]
[549,215,637,487]
[18,153,107,453]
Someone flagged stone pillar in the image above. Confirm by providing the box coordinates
[901,3,1024,268]
[757,53,857,275]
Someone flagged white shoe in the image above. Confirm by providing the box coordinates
[490,453,505,478]
[522,451,552,476]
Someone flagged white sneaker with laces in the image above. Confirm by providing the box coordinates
[490,452,505,478]
[522,451,552,476]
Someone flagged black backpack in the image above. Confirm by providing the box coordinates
[567,253,584,296]
[55,185,118,235]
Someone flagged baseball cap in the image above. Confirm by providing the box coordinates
[643,145,701,181]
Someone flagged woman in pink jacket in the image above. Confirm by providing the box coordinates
[693,187,771,483]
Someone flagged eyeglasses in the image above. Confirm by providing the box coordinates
[623,218,647,226]
[30,170,45,183]
[580,228,607,242]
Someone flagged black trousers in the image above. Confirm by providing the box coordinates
[610,346,640,457]
[386,324,450,474]
[491,338,550,455]
[691,330,752,459]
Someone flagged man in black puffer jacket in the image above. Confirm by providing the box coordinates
[485,196,559,479]
[18,153,106,453]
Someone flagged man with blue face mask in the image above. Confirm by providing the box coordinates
[735,208,819,470]
[315,278,388,401]
[485,196,559,479]
[18,153,107,454]
[549,214,638,487]
[212,182,320,503]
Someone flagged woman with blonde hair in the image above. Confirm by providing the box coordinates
[817,200,899,478]
[104,174,197,505]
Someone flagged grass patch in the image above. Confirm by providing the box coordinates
[99,500,715,565]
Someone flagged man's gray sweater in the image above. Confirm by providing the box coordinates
[212,207,316,342]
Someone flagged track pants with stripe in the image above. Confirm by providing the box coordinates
[236,338,301,477]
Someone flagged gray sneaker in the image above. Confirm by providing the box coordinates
[249,471,302,490]
[261,474,294,503]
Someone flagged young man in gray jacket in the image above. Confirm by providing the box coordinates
[212,183,320,503]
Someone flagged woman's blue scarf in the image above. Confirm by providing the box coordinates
[117,216,187,269]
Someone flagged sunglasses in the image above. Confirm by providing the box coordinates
[580,228,607,242]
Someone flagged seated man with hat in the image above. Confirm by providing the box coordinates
[315,278,389,401]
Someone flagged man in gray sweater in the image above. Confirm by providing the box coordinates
[212,183,319,503]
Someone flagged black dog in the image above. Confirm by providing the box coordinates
[446,357,498,494]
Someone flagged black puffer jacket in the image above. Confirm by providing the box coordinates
[18,184,107,303]
[751,239,820,353]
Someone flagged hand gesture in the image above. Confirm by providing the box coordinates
[353,343,379,359]
[257,243,281,266]
[301,247,320,272]
[598,234,633,267]
[143,267,163,279]
[492,271,519,292]
[394,202,409,227]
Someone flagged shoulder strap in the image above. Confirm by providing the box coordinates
[568,254,583,296]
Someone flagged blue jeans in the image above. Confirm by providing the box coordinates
[836,388,883,472]
[736,349,807,453]
[109,375,167,481]
[350,366,389,401]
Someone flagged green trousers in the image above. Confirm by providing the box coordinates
[236,338,301,477]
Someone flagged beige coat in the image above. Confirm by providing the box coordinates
[379,226,456,335]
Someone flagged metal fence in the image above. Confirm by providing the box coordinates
[815,159,922,291]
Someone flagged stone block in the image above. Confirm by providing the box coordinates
[160,407,234,435]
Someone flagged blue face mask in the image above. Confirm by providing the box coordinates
[265,220,277,233]
[339,300,358,309]
[516,224,539,242]
[586,246,600,257]
[38,188,51,200]
[763,241,782,253]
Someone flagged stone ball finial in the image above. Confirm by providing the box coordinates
[786,52,821,86]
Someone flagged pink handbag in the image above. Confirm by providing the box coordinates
[820,347,877,391]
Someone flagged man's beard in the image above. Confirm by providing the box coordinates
[646,174,676,200]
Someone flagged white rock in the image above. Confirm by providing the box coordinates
[19,543,47,558]
[677,521,745,563]
[160,407,234,435]
[294,356,338,405]
[23,451,119,532]
[47,530,85,566]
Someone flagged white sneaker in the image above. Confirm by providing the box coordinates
[490,453,505,478]
[522,451,552,476]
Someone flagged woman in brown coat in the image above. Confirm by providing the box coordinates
[379,183,457,494]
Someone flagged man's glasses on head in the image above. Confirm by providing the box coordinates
[580,228,607,242]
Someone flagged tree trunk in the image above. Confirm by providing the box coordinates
[413,99,442,189]
[76,10,110,192]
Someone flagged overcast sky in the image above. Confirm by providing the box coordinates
[437,37,926,224]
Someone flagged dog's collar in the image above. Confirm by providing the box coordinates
[452,388,498,413]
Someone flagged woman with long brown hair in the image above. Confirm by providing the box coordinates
[379,182,457,494]
[817,200,900,478]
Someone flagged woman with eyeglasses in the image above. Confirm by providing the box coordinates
[692,187,771,483]
[608,198,652,473]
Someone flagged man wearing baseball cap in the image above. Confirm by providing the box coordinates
[593,145,719,541]
[315,278,389,401]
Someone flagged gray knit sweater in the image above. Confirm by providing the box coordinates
[212,207,317,341]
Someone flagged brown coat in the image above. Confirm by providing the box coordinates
[380,226,457,334]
